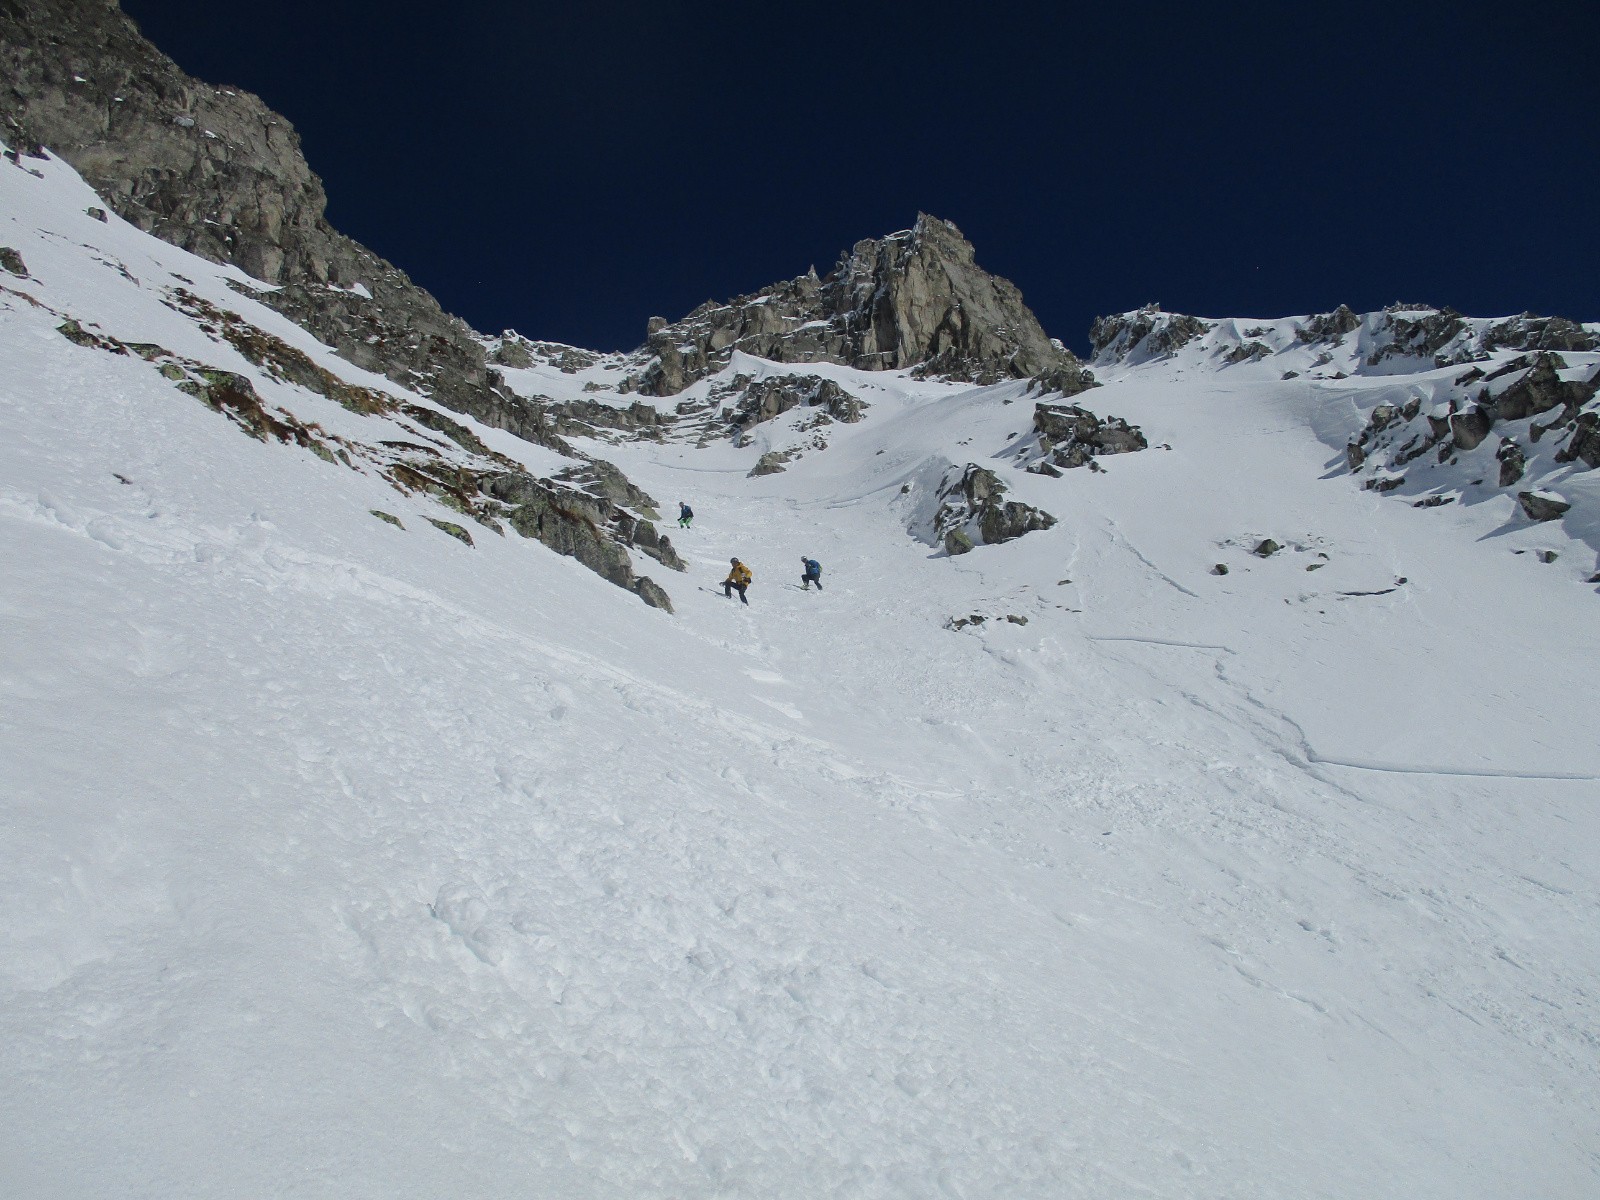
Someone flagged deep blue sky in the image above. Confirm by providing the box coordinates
[122,0,1595,353]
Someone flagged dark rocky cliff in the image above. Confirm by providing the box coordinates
[0,0,539,438]
[0,0,690,606]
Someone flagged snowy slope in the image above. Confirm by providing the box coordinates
[4,155,1599,1199]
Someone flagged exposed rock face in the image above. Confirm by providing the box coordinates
[1481,313,1600,355]
[934,465,1055,555]
[1297,305,1362,344]
[1345,350,1599,522]
[1517,491,1570,522]
[484,473,678,608]
[533,396,669,442]
[2,0,682,607]
[1558,413,1600,469]
[1029,359,1098,398]
[554,458,661,519]
[0,0,532,442]
[1449,406,1493,451]
[1496,438,1527,487]
[488,333,604,374]
[1224,341,1272,365]
[621,214,1091,396]
[727,374,865,435]
[426,518,474,547]
[1030,401,1148,470]
[1488,353,1592,421]
[1349,355,1600,470]
[748,451,793,477]
[1369,305,1600,368]
[1368,305,1470,366]
[1089,305,1213,362]
[47,296,679,608]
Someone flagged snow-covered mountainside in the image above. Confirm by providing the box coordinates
[1091,303,1600,548]
[5,134,1600,1200]
[0,154,687,610]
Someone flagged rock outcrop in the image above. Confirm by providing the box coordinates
[1480,313,1599,355]
[1224,341,1273,365]
[748,450,794,478]
[1296,305,1362,344]
[488,332,605,374]
[46,297,680,608]
[934,465,1056,555]
[1343,351,1598,524]
[1487,353,1592,421]
[620,214,1092,396]
[483,473,679,607]
[1368,304,1600,368]
[1517,491,1571,522]
[1348,352,1600,474]
[1028,401,1148,471]
[1089,305,1213,363]
[1558,413,1600,469]
[726,374,865,436]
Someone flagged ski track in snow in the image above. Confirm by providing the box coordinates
[3,150,1600,1198]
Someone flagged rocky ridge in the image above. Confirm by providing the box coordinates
[0,1,564,449]
[1091,301,1600,373]
[1345,351,1600,506]
[1090,305,1214,363]
[1367,306,1600,368]
[620,214,1095,398]
[36,279,681,609]
[1088,299,1600,540]
[0,0,697,604]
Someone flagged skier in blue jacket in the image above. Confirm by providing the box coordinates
[801,557,822,590]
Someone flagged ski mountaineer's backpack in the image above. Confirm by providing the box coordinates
[804,558,821,577]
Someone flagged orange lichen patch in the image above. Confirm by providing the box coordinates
[179,369,340,463]
[167,288,392,415]
[1,282,46,308]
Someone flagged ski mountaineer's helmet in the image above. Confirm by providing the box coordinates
[730,557,739,564]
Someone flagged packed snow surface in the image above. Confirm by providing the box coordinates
[3,153,1598,1198]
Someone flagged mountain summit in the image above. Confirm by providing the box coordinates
[623,213,1093,397]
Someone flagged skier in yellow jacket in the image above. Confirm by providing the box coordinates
[723,557,752,604]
